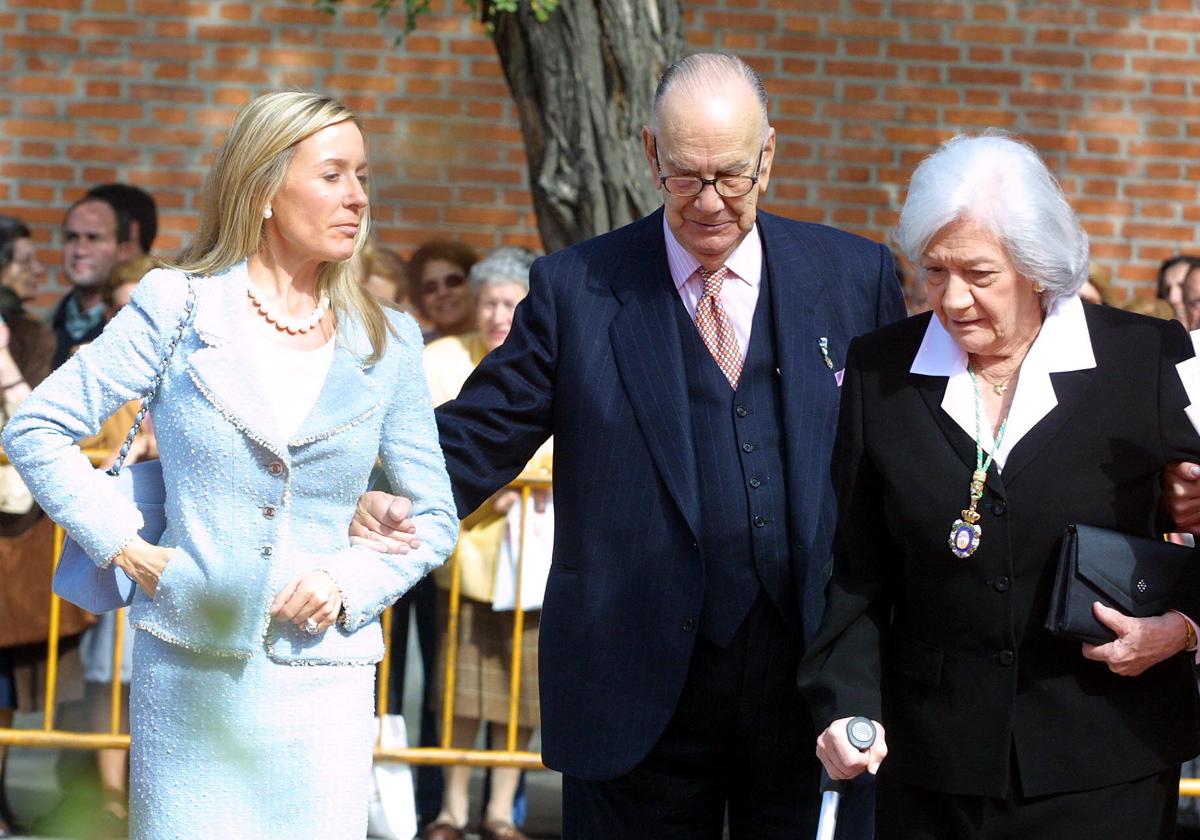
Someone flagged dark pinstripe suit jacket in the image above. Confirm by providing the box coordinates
[435,208,906,779]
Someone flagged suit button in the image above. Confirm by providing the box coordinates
[263,505,276,519]
[991,500,1007,516]
[261,545,273,557]
[742,442,754,453]
[681,618,694,632]
[749,478,762,488]
[992,575,1010,593]
[997,649,1015,666]
[753,515,766,527]
[267,461,284,476]
[735,405,749,417]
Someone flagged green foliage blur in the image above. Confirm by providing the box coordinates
[315,0,561,42]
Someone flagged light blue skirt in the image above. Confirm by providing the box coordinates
[129,631,376,839]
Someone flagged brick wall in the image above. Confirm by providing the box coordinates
[1,0,1198,307]
[0,0,537,309]
[690,0,1200,297]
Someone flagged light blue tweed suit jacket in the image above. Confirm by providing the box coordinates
[3,262,457,664]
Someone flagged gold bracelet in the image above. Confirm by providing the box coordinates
[1174,610,1197,652]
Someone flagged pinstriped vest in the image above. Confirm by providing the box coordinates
[675,264,796,646]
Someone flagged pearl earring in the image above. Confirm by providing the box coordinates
[263,206,273,220]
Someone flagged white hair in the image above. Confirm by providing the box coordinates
[469,246,537,294]
[652,53,770,141]
[893,132,1089,309]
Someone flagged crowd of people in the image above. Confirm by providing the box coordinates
[0,49,1199,840]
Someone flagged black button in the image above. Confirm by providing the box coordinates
[260,545,273,558]
[742,442,754,453]
[753,515,766,527]
[749,478,762,488]
[992,576,1010,593]
[997,649,1015,666]
[735,405,749,417]
[991,500,1007,516]
[681,618,694,632]
[263,505,276,519]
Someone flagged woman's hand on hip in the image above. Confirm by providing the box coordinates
[815,717,888,780]
[1082,602,1190,676]
[112,537,173,599]
[270,571,343,634]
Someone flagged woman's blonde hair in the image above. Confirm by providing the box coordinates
[174,91,391,362]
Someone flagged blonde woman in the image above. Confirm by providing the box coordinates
[3,92,457,838]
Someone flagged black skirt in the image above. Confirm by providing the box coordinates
[876,762,1180,840]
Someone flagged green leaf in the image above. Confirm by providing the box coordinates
[311,0,559,44]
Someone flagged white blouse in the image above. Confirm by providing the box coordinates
[908,295,1097,471]
[250,329,337,440]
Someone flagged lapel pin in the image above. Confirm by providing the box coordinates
[818,337,834,369]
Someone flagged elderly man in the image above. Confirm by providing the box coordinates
[358,53,905,838]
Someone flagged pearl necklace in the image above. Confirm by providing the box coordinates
[246,283,329,335]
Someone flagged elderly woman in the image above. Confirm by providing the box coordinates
[802,133,1200,839]
[421,247,549,840]
[3,92,456,839]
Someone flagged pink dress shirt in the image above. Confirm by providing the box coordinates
[663,216,762,362]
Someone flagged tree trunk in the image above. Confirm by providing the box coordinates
[489,0,684,252]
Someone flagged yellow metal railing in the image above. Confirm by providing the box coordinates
[9,463,1200,796]
[0,456,548,771]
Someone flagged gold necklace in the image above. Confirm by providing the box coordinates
[974,368,1013,397]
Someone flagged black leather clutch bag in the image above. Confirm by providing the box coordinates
[1046,524,1192,645]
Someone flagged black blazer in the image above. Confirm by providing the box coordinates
[800,304,1200,799]
[436,208,906,780]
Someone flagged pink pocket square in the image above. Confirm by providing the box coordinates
[835,369,845,387]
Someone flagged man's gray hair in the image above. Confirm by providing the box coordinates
[894,131,1089,310]
[469,246,537,294]
[652,53,769,139]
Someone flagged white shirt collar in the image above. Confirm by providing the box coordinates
[663,215,762,291]
[910,295,1096,469]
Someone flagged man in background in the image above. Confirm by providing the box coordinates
[51,184,156,367]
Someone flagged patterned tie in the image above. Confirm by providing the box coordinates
[694,265,742,389]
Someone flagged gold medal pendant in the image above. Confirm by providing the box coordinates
[950,364,1008,562]
[948,509,982,559]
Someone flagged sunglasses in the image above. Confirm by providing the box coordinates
[421,273,467,296]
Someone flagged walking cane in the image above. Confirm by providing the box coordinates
[815,716,877,840]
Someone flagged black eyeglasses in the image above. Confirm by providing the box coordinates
[653,140,765,198]
[421,273,467,296]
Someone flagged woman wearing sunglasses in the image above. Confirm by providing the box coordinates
[407,241,479,344]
